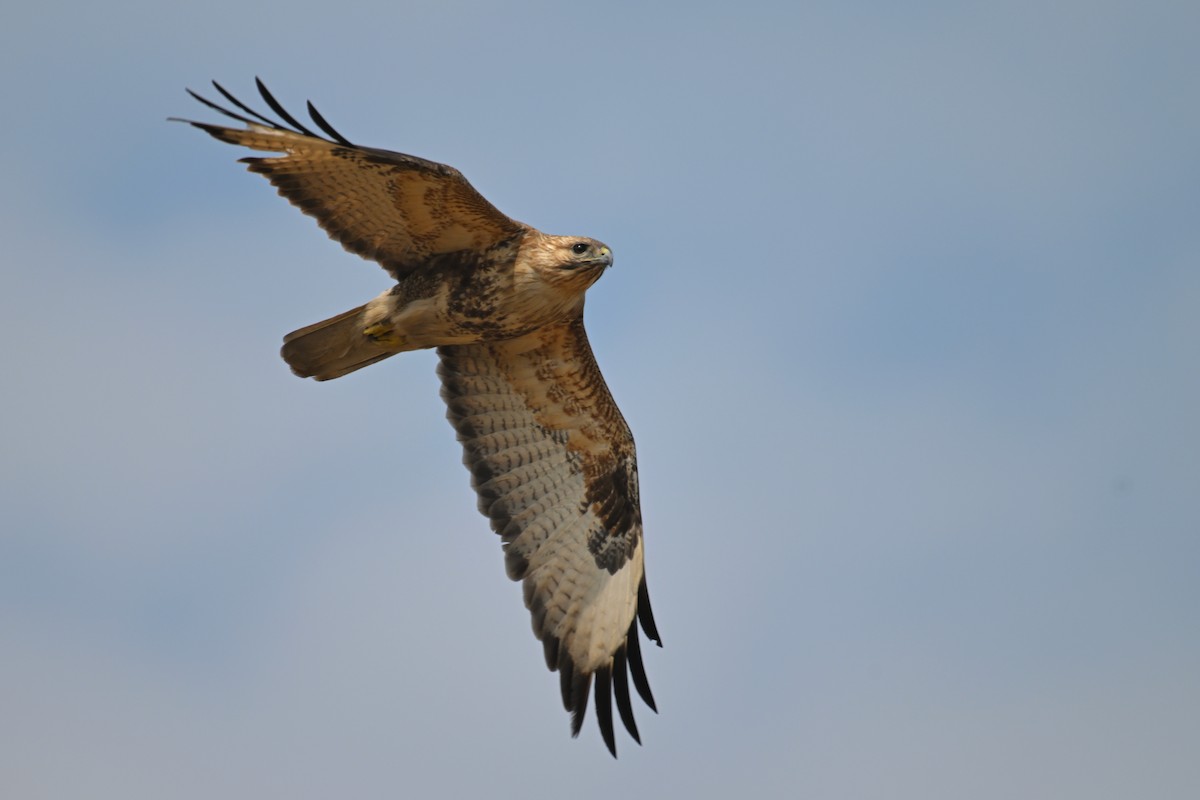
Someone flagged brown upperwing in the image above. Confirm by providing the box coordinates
[176,79,529,279]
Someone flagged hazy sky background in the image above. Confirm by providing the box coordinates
[3,1,1198,797]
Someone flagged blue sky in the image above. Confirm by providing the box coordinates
[2,1,1198,797]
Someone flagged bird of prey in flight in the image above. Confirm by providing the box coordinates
[176,79,661,756]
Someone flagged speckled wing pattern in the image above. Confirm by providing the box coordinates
[176,79,527,279]
[438,317,661,756]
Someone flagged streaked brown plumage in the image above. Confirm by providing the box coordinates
[175,79,660,756]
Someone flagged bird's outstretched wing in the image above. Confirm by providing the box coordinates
[438,317,661,757]
[174,78,528,279]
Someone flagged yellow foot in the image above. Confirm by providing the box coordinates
[363,323,404,348]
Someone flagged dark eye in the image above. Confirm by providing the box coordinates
[571,242,590,255]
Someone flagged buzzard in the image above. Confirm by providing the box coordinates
[175,80,660,756]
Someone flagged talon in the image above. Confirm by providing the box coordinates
[363,323,403,347]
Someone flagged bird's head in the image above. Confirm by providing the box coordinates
[523,234,613,292]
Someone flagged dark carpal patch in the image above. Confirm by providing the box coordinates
[584,457,641,574]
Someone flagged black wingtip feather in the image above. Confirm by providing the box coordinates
[567,670,591,738]
[540,632,558,671]
[255,77,318,138]
[612,648,641,744]
[637,577,662,646]
[307,99,354,146]
[211,80,282,128]
[184,88,260,127]
[626,618,658,713]
[543,583,660,752]
[594,666,617,758]
[183,79,354,150]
